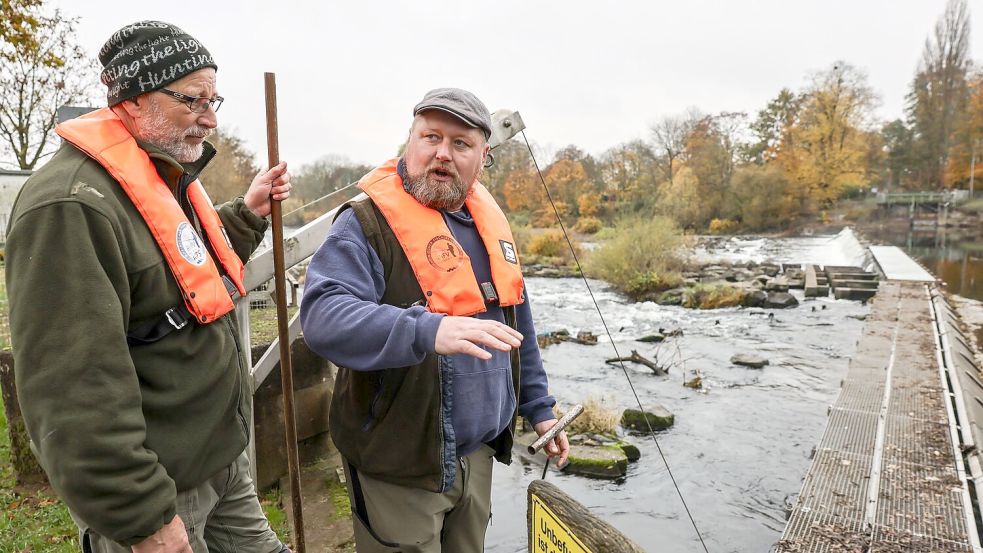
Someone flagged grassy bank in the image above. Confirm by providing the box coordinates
[0,393,78,551]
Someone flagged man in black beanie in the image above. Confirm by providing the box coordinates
[6,21,292,553]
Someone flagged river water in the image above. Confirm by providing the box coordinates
[486,235,872,553]
[868,227,983,302]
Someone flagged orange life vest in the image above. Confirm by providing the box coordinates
[56,107,246,324]
[358,158,524,317]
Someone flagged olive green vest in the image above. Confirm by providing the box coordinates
[328,197,521,493]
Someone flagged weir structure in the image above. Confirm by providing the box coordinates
[778,246,983,552]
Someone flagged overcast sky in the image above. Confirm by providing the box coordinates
[47,0,983,170]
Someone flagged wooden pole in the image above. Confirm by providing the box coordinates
[264,72,305,553]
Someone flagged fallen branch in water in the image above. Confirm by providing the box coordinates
[606,350,668,376]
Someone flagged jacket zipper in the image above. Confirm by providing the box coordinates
[437,356,447,491]
[225,315,250,440]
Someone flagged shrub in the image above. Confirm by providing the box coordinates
[561,397,618,435]
[708,218,739,234]
[682,284,746,309]
[574,216,603,234]
[527,230,568,258]
[586,216,686,299]
[510,224,533,256]
[624,272,684,300]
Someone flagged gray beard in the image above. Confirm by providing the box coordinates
[404,169,473,210]
[135,99,211,163]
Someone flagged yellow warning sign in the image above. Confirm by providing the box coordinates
[530,493,593,553]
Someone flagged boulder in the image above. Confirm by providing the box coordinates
[561,445,628,479]
[760,264,781,277]
[742,290,768,308]
[764,277,789,292]
[657,288,686,306]
[617,441,641,462]
[764,292,799,309]
[731,353,769,368]
[621,407,674,432]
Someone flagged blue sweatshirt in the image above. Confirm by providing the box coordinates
[301,187,555,458]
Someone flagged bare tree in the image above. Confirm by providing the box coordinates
[0,9,97,170]
[650,114,693,184]
[906,0,971,189]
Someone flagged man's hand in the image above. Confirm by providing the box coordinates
[434,316,522,360]
[244,161,291,218]
[534,418,570,467]
[131,515,192,553]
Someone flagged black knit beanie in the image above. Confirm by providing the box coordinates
[98,21,217,106]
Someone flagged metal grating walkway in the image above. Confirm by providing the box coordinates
[777,281,980,552]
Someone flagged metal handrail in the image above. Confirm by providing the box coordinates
[239,195,364,391]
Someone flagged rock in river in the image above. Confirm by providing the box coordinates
[731,353,769,368]
[621,406,674,432]
[561,445,629,479]
[764,292,799,309]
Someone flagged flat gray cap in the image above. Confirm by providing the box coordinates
[413,88,492,140]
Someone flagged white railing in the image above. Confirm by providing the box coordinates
[237,195,363,393]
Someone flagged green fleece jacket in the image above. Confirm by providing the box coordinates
[5,137,267,546]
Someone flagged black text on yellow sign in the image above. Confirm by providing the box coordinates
[530,493,592,553]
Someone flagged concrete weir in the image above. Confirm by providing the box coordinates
[778,248,983,552]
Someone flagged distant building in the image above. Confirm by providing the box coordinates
[0,169,30,245]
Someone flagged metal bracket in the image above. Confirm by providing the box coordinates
[488,109,526,150]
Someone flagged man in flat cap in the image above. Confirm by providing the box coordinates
[6,21,291,552]
[301,88,569,552]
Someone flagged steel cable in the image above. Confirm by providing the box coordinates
[520,130,711,553]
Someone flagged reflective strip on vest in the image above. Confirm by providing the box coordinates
[55,107,246,324]
[358,158,524,316]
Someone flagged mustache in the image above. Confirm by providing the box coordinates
[186,127,212,139]
[427,162,459,177]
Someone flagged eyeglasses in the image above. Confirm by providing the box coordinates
[158,88,224,113]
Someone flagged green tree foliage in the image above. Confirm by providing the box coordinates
[724,165,799,231]
[906,0,971,189]
[0,6,97,169]
[746,88,801,164]
[880,119,916,191]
